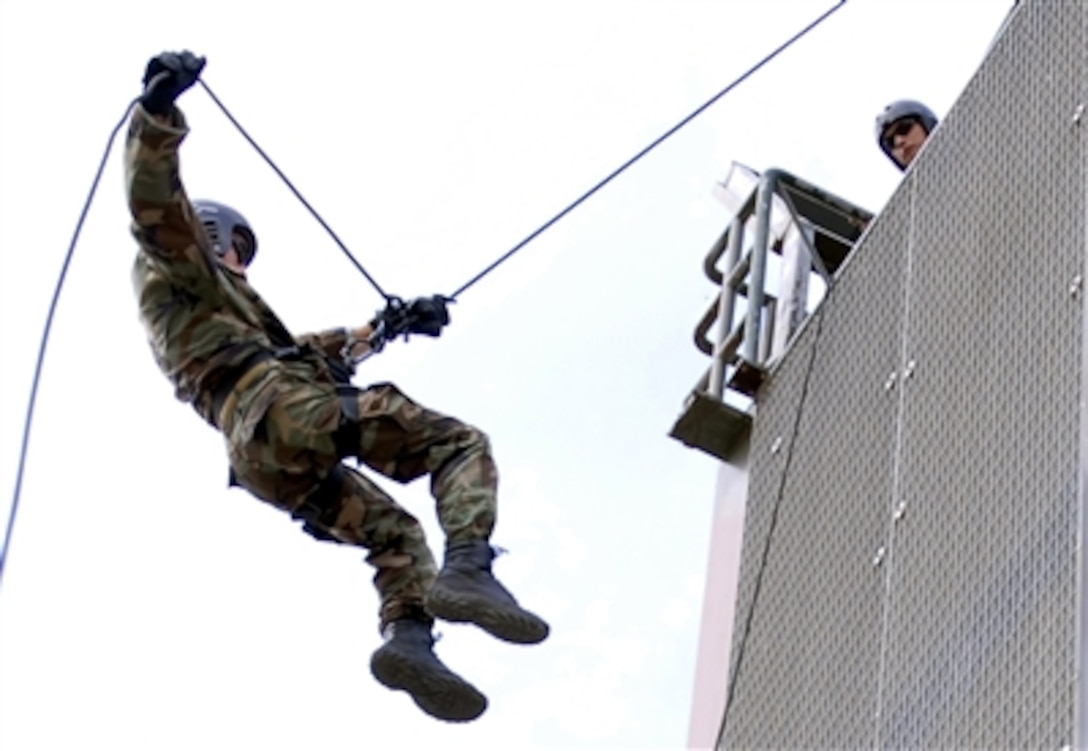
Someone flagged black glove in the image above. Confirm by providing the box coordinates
[405,295,451,337]
[368,295,451,351]
[141,51,206,115]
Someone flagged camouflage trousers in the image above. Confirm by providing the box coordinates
[219,360,497,628]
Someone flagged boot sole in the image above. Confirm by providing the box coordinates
[426,586,550,645]
[370,649,487,722]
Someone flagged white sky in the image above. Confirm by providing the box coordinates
[0,1,1013,749]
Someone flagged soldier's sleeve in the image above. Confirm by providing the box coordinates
[124,104,216,287]
[296,327,351,359]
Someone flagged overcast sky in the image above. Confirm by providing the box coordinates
[0,1,1013,749]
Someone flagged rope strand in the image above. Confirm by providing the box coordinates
[446,0,847,300]
[197,80,392,301]
[0,99,140,592]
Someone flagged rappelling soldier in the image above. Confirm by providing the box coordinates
[125,50,549,723]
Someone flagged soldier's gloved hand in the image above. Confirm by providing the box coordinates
[405,295,451,337]
[141,51,206,115]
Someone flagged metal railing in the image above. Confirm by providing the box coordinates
[670,163,873,464]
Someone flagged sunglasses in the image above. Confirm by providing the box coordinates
[879,117,922,150]
[881,118,918,151]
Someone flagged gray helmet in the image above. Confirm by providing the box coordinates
[875,99,939,162]
[193,199,258,266]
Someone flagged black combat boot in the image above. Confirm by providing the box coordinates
[425,540,550,645]
[369,615,487,722]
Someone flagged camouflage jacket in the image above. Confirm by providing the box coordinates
[125,104,349,426]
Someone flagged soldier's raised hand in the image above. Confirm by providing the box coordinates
[141,51,206,115]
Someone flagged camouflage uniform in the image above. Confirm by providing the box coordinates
[125,104,496,628]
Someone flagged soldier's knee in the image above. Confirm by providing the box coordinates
[458,424,490,453]
[432,424,491,479]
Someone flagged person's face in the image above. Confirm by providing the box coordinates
[220,247,245,275]
[220,231,251,276]
[882,117,929,168]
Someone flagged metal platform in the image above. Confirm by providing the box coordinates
[669,391,752,464]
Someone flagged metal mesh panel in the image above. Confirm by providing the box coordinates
[719,0,1087,746]
[723,191,912,748]
[879,1,1085,744]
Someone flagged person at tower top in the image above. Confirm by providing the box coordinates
[875,99,938,171]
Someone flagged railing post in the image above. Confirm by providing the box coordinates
[709,216,745,398]
[741,172,778,365]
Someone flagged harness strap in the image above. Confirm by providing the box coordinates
[332,386,362,460]
[208,344,324,428]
